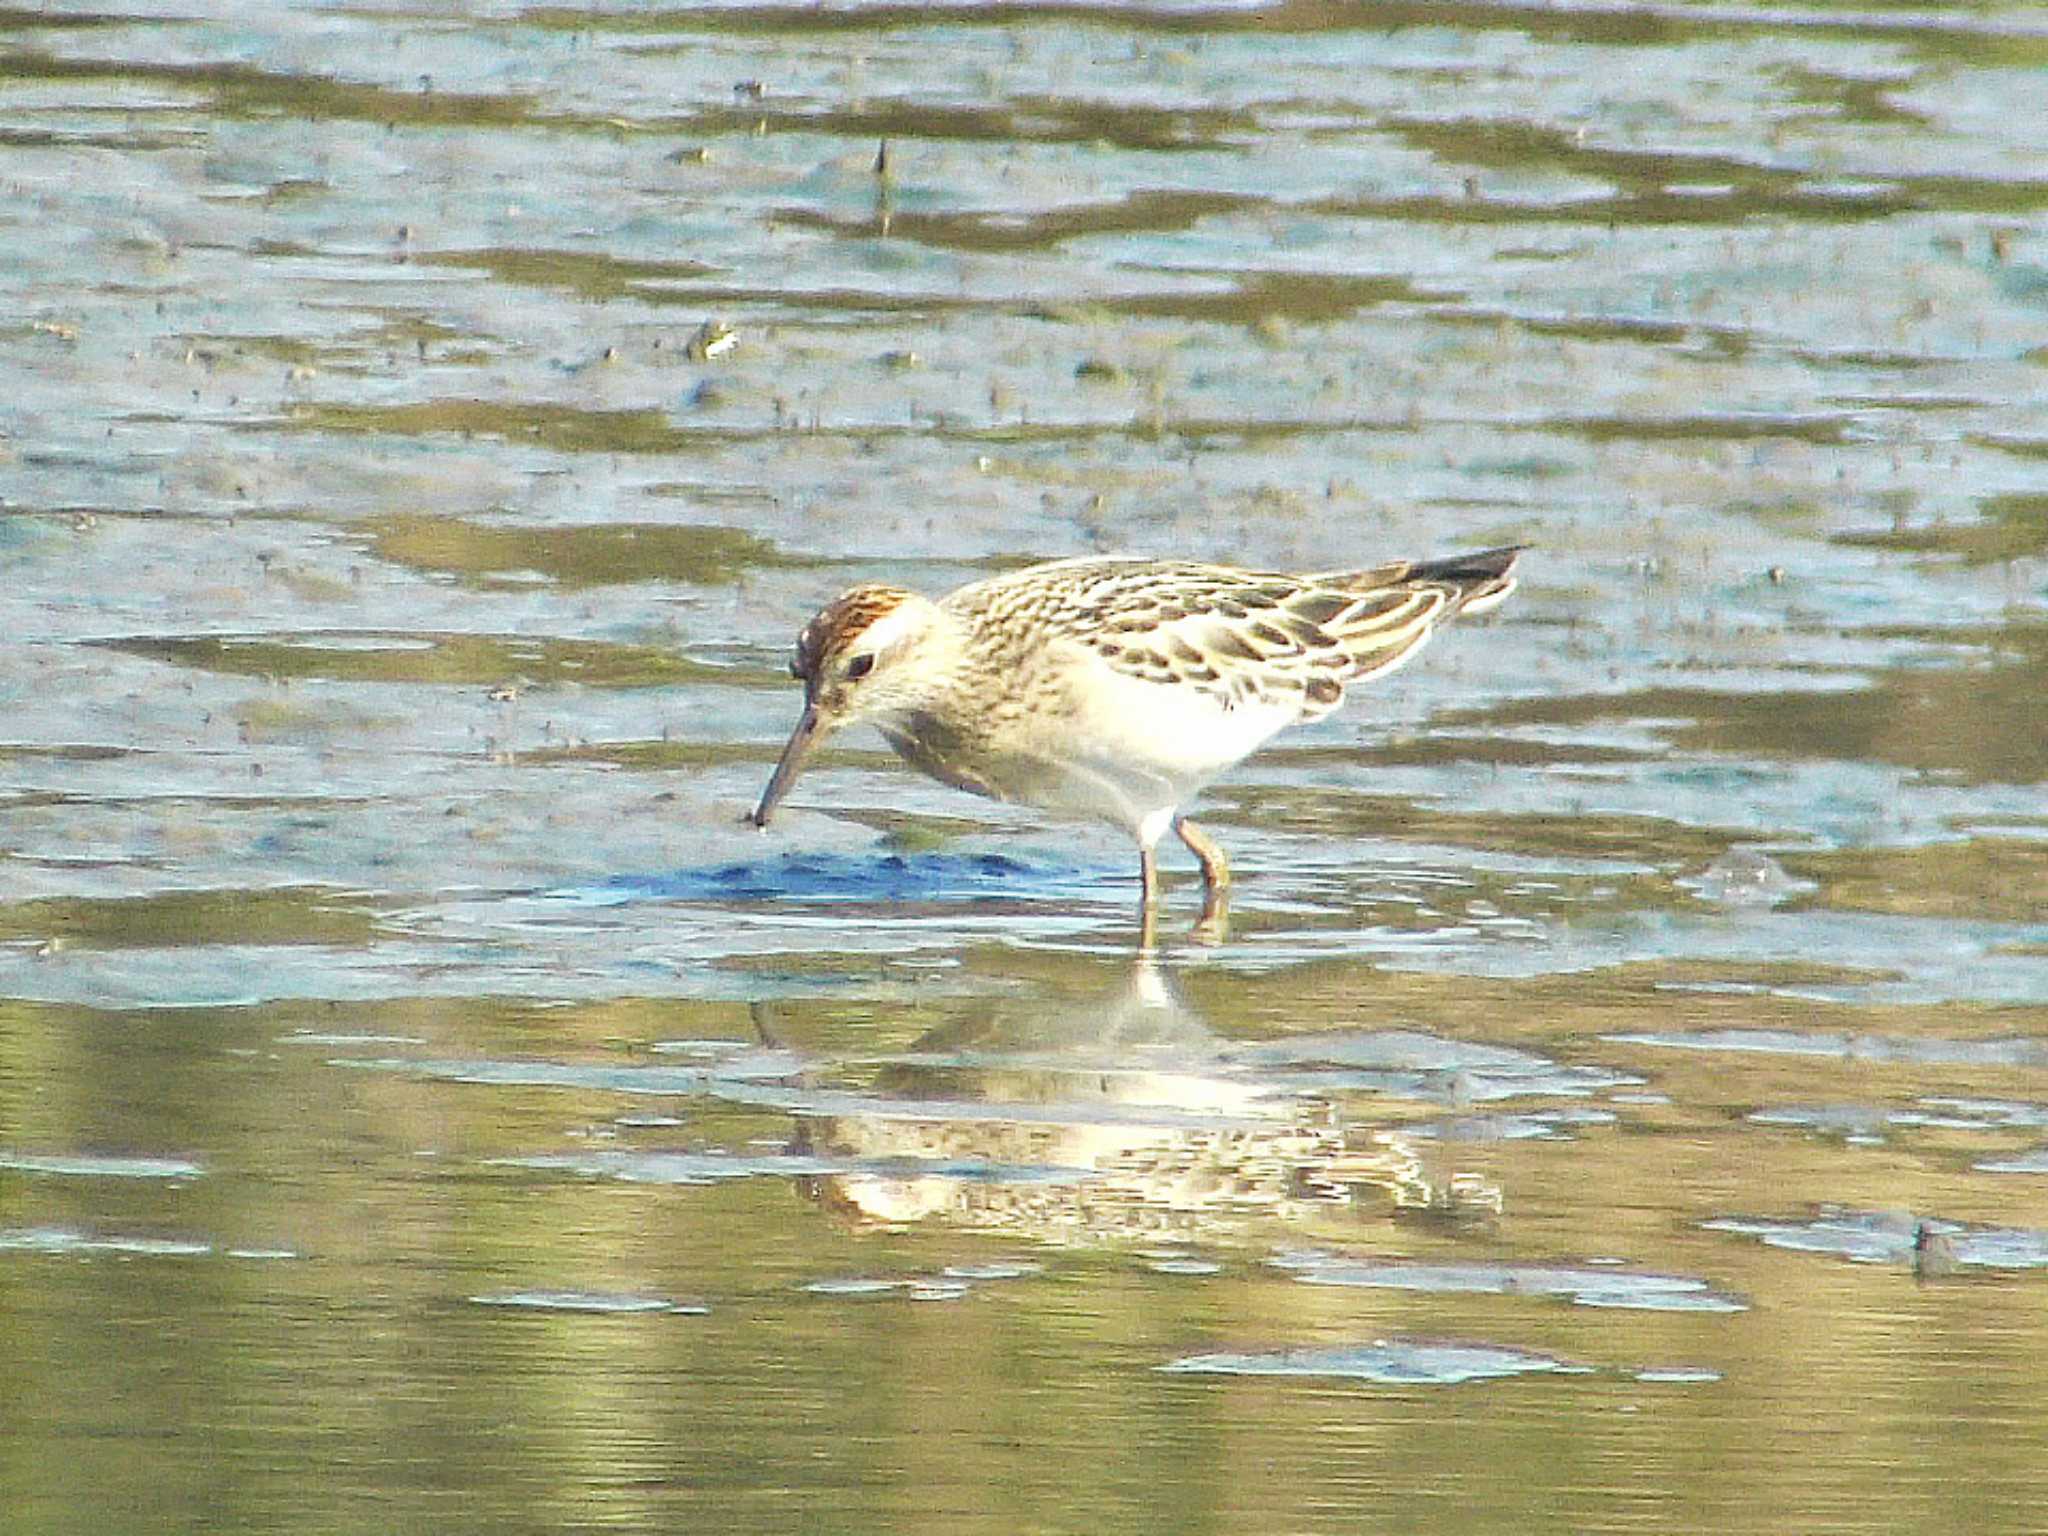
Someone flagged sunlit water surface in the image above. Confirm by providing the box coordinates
[3,2,2045,1532]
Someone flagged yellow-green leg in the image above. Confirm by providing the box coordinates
[1137,843,1161,951]
[1175,816,1231,945]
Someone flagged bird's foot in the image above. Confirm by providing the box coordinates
[1191,885,1230,947]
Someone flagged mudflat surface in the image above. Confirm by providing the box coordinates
[3,4,2045,1532]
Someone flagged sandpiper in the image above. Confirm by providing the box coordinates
[752,545,1522,940]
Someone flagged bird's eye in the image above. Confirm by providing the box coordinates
[788,651,804,680]
[845,652,876,680]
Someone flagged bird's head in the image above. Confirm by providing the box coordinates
[750,584,952,827]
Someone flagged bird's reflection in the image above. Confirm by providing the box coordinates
[757,954,1503,1240]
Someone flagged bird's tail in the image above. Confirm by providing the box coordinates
[1290,544,1524,698]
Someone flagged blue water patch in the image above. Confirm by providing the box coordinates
[0,1152,204,1180]
[1271,1250,1747,1313]
[0,1226,213,1258]
[805,1261,1040,1302]
[1160,1340,1593,1385]
[1704,1208,2048,1269]
[557,851,1110,907]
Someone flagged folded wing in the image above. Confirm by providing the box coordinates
[1081,545,1523,721]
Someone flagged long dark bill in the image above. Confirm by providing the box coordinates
[751,704,823,827]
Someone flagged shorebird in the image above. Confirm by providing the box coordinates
[752,545,1522,941]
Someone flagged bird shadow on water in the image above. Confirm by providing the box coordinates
[541,848,1191,950]
[566,851,1114,908]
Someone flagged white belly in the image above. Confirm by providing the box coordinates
[880,651,1294,843]
[1067,664,1295,794]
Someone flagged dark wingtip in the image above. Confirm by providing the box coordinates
[1402,543,1525,618]
[1409,544,1527,585]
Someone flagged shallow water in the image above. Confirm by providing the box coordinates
[3,2,2046,1531]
